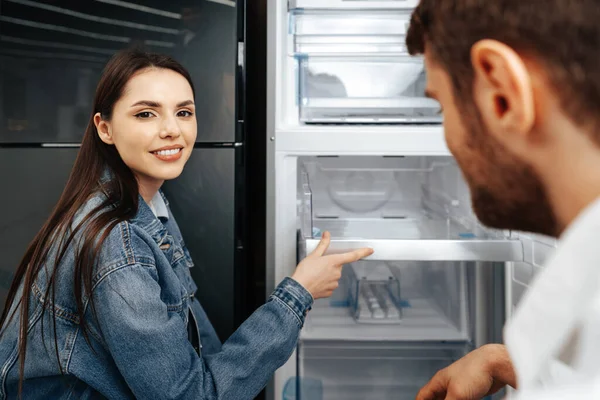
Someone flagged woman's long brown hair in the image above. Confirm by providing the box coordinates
[0,48,195,393]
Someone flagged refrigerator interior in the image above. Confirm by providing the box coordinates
[297,156,479,343]
[275,155,512,400]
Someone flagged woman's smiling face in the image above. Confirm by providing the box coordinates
[94,67,197,199]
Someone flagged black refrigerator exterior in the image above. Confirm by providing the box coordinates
[0,1,268,395]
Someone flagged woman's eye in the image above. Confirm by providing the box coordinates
[135,111,154,119]
[178,110,194,117]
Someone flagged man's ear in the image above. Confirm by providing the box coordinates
[471,39,535,146]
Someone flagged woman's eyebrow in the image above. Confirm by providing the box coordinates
[130,100,195,107]
[130,100,161,108]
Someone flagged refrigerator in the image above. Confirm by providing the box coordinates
[266,1,558,399]
[0,0,269,368]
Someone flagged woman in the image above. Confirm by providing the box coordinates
[0,49,372,399]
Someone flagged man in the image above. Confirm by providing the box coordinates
[406,1,600,399]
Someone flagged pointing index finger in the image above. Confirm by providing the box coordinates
[329,248,374,265]
[309,231,331,257]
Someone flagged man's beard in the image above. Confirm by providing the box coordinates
[455,112,559,237]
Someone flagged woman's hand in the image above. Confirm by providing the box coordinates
[291,231,374,299]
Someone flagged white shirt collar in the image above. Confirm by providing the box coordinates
[149,191,169,220]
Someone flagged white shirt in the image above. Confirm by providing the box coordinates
[505,197,600,398]
[149,192,169,220]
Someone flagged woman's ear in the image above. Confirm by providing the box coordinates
[94,112,114,145]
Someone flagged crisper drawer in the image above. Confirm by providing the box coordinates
[290,0,420,10]
[283,342,470,400]
[301,260,470,341]
[296,156,524,262]
[297,56,440,123]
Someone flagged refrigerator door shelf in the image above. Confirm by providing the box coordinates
[289,0,420,10]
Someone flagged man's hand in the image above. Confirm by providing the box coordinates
[416,344,517,400]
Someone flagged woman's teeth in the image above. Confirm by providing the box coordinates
[153,148,181,156]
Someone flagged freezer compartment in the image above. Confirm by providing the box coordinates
[297,56,440,123]
[289,0,420,10]
[290,10,411,55]
[302,261,469,341]
[297,156,524,262]
[284,342,470,400]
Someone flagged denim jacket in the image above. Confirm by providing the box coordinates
[0,188,312,399]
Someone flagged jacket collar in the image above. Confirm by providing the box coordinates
[98,167,170,246]
[130,196,170,246]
